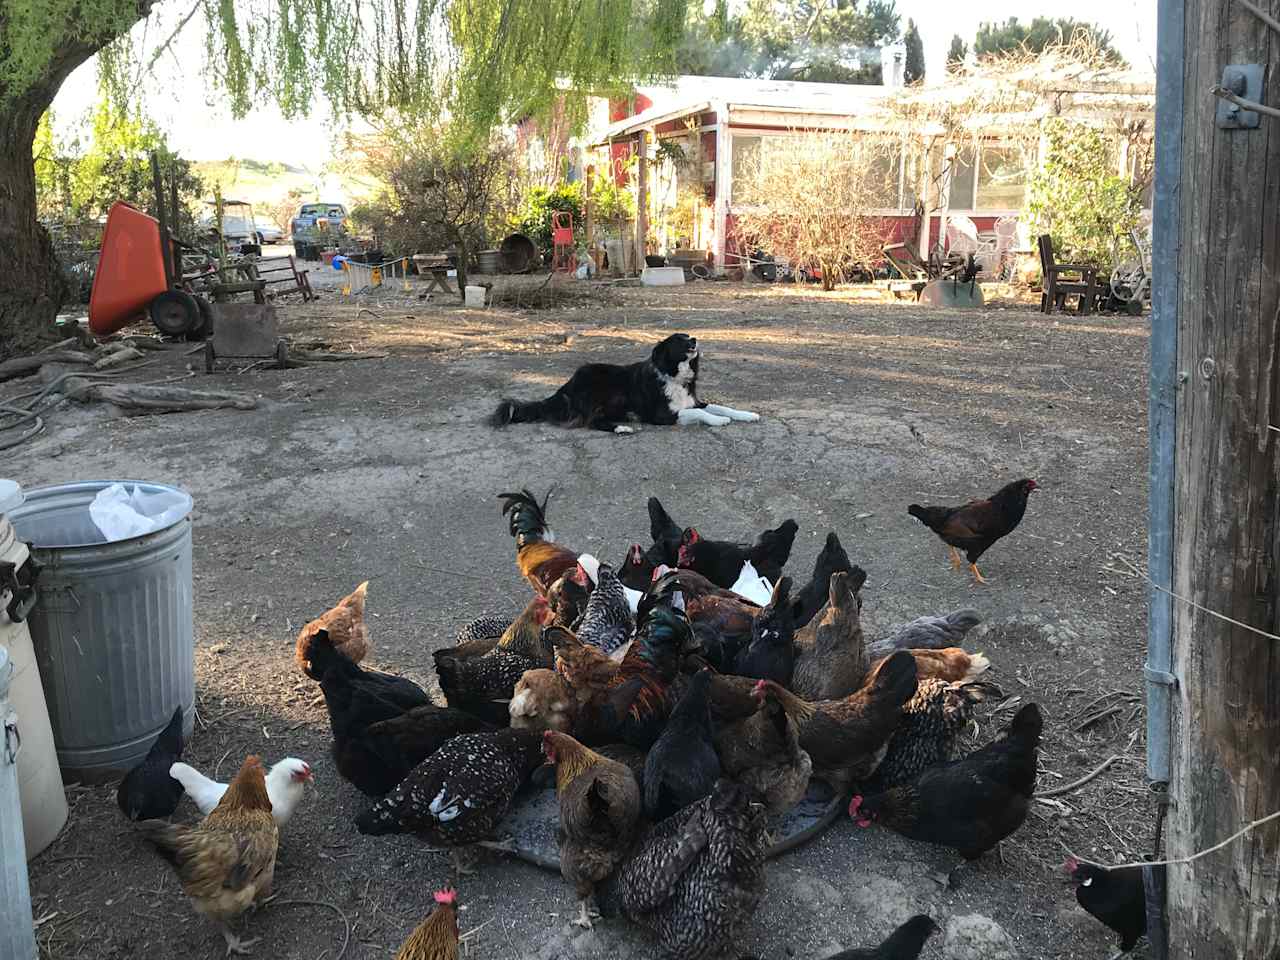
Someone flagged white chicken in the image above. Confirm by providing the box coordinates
[169,757,313,825]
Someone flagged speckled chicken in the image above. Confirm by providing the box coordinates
[543,731,642,929]
[355,729,543,875]
[862,678,999,793]
[866,609,982,661]
[792,569,868,700]
[598,779,768,960]
[295,580,370,679]
[714,680,812,816]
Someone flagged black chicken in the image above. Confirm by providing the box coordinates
[642,668,720,820]
[733,577,795,684]
[1067,857,1161,953]
[676,518,799,588]
[599,779,768,960]
[647,496,684,568]
[116,705,187,820]
[829,914,941,959]
[361,704,496,779]
[789,531,853,630]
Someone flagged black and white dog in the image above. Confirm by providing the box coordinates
[488,333,759,434]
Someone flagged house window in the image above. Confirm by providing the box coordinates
[976,146,1028,210]
[731,135,761,203]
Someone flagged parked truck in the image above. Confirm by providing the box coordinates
[291,202,349,260]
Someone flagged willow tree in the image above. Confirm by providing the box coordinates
[0,0,688,358]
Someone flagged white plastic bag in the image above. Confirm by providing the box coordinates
[89,483,188,542]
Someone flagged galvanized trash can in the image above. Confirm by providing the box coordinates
[9,481,195,782]
[0,480,67,858]
[0,646,38,960]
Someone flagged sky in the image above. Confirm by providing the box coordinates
[49,0,1157,170]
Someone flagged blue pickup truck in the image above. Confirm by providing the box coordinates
[291,203,349,260]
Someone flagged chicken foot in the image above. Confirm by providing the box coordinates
[948,546,963,570]
[220,924,261,957]
[968,563,988,585]
[571,898,601,930]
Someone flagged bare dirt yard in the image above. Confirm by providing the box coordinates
[18,275,1153,959]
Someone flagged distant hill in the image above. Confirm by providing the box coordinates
[192,159,379,227]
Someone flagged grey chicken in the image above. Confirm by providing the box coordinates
[867,609,982,661]
[861,678,999,793]
[576,562,634,657]
[355,728,543,875]
[599,779,768,960]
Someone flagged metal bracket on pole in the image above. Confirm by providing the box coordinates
[1144,665,1179,689]
[1216,64,1264,128]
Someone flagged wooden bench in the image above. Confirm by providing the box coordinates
[1038,234,1100,315]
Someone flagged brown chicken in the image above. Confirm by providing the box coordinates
[898,647,989,683]
[499,489,580,595]
[651,569,760,672]
[295,580,369,679]
[543,731,642,929]
[792,569,868,700]
[714,679,812,815]
[908,478,1039,583]
[509,668,575,732]
[394,888,459,960]
[138,755,279,956]
[760,650,919,791]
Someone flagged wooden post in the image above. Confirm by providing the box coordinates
[635,132,648,275]
[584,163,595,258]
[713,101,730,274]
[1166,0,1280,954]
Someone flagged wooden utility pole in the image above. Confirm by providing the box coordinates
[1164,0,1280,954]
[635,131,648,275]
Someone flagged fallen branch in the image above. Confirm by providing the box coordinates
[0,351,95,382]
[291,349,388,362]
[1036,755,1120,798]
[62,377,256,412]
[262,899,350,960]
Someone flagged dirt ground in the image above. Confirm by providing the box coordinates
[16,272,1154,959]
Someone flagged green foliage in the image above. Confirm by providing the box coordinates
[675,0,900,83]
[1024,119,1144,268]
[517,182,585,256]
[974,17,1124,64]
[903,19,924,83]
[33,99,204,239]
[946,34,967,68]
[589,176,636,238]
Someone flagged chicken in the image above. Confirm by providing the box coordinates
[546,568,592,630]
[117,704,186,821]
[433,593,557,724]
[619,542,657,592]
[361,703,496,774]
[574,562,634,656]
[598,779,768,960]
[311,628,431,708]
[394,888,460,960]
[317,651,433,796]
[759,651,919,791]
[137,755,278,956]
[862,679,998,793]
[704,672,764,726]
[732,577,796,684]
[509,668,575,732]
[790,531,853,630]
[792,569,868,700]
[550,626,620,694]
[653,569,759,672]
[646,495,684,567]
[899,647,989,683]
[355,728,543,875]
[543,731,642,928]
[677,518,799,588]
[295,580,369,679]
[643,668,720,820]
[867,608,982,660]
[599,594,695,749]
[499,489,580,595]
[829,914,941,959]
[850,702,1043,860]
[714,679,812,816]
[454,615,511,646]
[169,758,314,825]
[1066,857,1160,954]
[907,478,1038,583]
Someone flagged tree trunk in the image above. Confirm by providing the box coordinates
[1165,0,1280,954]
[0,94,65,361]
[455,235,469,301]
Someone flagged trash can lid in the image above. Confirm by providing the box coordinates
[0,480,22,515]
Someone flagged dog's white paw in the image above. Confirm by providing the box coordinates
[705,415,731,427]
[734,410,761,422]
[614,424,637,435]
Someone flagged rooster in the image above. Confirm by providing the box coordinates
[850,702,1043,862]
[394,888,460,960]
[137,756,278,956]
[499,489,579,595]
[908,478,1038,583]
[543,731,642,929]
[598,779,768,960]
[295,580,370,678]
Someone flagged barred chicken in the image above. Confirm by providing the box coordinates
[599,779,768,960]
[543,731,642,928]
[573,561,633,656]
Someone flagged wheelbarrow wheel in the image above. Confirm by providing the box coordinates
[189,295,214,339]
[150,290,200,336]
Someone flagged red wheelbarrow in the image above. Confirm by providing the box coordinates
[89,201,213,337]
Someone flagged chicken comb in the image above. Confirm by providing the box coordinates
[433,888,457,905]
[1064,856,1079,874]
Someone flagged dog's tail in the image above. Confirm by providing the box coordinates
[489,395,567,427]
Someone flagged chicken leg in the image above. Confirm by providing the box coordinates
[572,898,600,930]
[948,546,963,570]
[968,563,988,585]
[221,925,260,956]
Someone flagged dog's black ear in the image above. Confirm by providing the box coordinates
[651,335,679,375]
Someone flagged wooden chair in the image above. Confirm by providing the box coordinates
[1038,234,1099,315]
